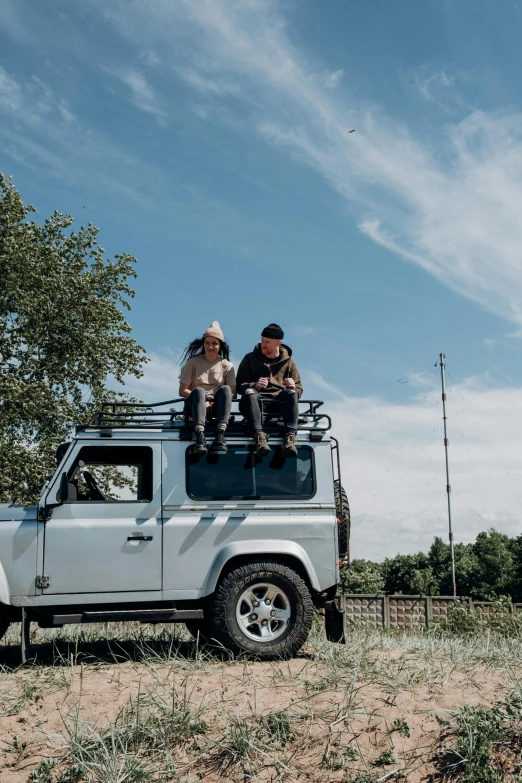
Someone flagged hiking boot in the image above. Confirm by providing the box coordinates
[254,431,271,457]
[210,429,227,453]
[282,432,297,458]
[189,429,207,456]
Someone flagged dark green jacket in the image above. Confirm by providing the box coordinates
[236,344,303,398]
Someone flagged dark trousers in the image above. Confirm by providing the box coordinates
[239,389,299,434]
[184,385,232,427]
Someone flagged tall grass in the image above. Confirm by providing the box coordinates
[2,620,522,781]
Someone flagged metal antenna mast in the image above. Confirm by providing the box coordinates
[439,353,456,596]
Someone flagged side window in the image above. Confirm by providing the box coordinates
[186,446,315,500]
[62,446,153,503]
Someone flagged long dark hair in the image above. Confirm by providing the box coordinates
[179,336,231,373]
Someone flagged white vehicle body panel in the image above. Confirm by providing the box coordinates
[162,438,337,596]
[0,505,40,602]
[1,427,339,609]
[40,441,163,595]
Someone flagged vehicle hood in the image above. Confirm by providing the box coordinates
[0,504,38,522]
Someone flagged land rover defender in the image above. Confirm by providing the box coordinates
[0,398,349,659]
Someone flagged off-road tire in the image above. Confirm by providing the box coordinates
[334,479,350,561]
[206,560,314,659]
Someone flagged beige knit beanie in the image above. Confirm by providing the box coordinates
[203,321,224,341]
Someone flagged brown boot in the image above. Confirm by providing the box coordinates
[210,428,227,453]
[282,432,297,458]
[254,431,271,457]
[189,428,207,456]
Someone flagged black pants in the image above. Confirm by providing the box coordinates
[239,389,298,434]
[184,385,232,428]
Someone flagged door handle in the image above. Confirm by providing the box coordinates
[127,535,153,541]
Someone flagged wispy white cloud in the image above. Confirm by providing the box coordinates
[120,350,182,402]
[0,67,75,128]
[410,64,456,105]
[0,66,22,113]
[176,66,240,96]
[304,369,347,399]
[0,66,163,203]
[100,0,522,328]
[322,69,343,89]
[139,50,161,67]
[57,104,75,125]
[112,68,169,124]
[307,368,522,559]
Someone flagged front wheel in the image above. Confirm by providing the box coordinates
[206,560,314,659]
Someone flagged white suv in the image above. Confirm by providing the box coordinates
[0,398,349,659]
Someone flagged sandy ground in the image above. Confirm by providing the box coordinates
[0,625,515,782]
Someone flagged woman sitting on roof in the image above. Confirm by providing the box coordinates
[179,321,236,456]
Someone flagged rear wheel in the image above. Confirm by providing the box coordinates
[206,560,314,659]
[334,479,350,562]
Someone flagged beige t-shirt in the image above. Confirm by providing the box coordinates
[180,355,236,394]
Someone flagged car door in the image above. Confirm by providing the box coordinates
[42,441,162,595]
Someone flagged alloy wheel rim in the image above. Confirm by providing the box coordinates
[236,582,291,642]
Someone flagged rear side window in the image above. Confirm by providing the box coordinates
[65,445,153,502]
[186,446,315,500]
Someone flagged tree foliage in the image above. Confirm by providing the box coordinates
[339,559,385,594]
[341,529,522,601]
[0,174,146,505]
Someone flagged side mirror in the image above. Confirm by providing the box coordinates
[59,472,69,503]
[40,471,70,521]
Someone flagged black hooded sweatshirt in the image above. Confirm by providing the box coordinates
[236,343,303,398]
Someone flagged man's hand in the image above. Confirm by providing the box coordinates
[283,378,296,390]
[255,377,269,391]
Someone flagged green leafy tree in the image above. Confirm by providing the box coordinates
[470,529,516,600]
[427,536,477,596]
[452,542,480,597]
[340,559,385,594]
[382,552,440,595]
[340,530,520,599]
[428,536,451,592]
[0,174,146,505]
[507,535,522,602]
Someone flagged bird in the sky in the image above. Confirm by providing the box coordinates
[349,129,355,133]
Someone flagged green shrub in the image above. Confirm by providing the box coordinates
[436,693,522,781]
[264,711,292,747]
[438,599,522,638]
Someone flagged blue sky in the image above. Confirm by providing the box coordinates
[2,0,522,559]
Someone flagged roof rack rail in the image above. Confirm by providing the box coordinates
[80,398,331,433]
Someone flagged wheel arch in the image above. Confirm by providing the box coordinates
[200,541,322,598]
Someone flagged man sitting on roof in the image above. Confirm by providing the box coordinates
[237,323,303,458]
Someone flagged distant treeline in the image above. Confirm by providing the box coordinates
[341,529,522,601]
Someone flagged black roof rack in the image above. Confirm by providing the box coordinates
[80,398,331,434]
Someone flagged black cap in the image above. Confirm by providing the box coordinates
[261,323,284,340]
